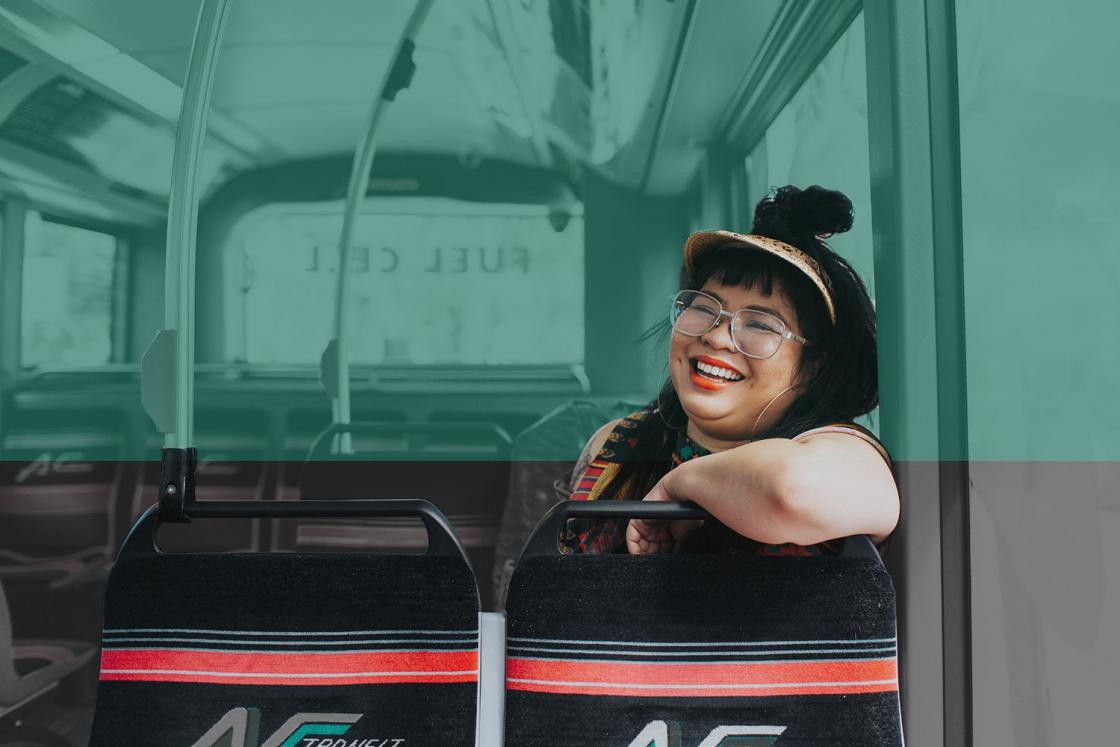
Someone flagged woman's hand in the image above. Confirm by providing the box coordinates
[626,476,704,555]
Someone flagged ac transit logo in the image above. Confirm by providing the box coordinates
[190,709,405,747]
[14,451,93,483]
[627,721,787,747]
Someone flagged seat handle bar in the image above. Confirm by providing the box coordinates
[119,498,470,562]
[519,500,883,567]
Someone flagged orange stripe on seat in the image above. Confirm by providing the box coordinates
[100,649,479,686]
[505,657,897,697]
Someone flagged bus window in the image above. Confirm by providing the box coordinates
[956,0,1120,743]
[742,12,877,433]
[19,213,118,368]
[225,198,584,367]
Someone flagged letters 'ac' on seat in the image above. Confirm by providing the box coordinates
[503,501,904,746]
[89,500,480,746]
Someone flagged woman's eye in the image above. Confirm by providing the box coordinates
[690,305,719,317]
[744,320,777,333]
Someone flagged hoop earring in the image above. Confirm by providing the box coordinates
[750,384,801,438]
[656,386,687,430]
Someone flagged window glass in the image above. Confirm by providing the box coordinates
[742,13,877,431]
[957,0,1119,460]
[956,1,1120,744]
[20,213,117,367]
[743,13,873,294]
[230,198,584,366]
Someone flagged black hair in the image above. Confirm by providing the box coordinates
[599,185,879,551]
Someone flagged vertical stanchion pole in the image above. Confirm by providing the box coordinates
[865,0,971,743]
[327,0,435,453]
[163,0,231,450]
[924,1,972,743]
[141,0,230,519]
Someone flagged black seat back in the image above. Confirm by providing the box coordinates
[504,501,903,745]
[90,499,480,746]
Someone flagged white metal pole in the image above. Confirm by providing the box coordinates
[162,0,231,449]
[329,0,436,453]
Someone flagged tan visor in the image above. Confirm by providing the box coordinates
[683,230,837,326]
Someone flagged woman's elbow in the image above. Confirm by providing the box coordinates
[771,453,899,544]
[766,456,840,545]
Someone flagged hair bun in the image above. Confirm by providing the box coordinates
[752,185,854,238]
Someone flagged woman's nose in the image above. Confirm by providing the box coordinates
[700,316,738,352]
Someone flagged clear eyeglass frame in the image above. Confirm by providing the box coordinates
[669,289,811,360]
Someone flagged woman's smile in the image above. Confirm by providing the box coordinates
[688,355,745,390]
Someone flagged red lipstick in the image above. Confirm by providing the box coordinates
[688,356,745,391]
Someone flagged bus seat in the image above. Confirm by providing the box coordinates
[491,399,642,609]
[89,499,480,746]
[279,421,512,609]
[131,410,271,553]
[0,409,126,590]
[503,501,904,745]
[1,576,95,721]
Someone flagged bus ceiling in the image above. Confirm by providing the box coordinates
[0,0,787,226]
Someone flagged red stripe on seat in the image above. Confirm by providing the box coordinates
[100,649,478,686]
[505,657,897,698]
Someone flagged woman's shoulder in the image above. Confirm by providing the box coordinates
[582,409,651,460]
[582,419,622,461]
[567,410,652,490]
[791,421,891,466]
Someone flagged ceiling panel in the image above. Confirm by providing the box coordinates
[13,0,775,197]
[643,0,783,195]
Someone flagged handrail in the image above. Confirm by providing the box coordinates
[118,499,471,563]
[141,0,231,449]
[138,0,231,521]
[327,0,436,453]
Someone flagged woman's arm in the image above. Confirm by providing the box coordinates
[627,433,899,552]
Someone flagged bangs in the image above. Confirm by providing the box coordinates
[689,245,830,338]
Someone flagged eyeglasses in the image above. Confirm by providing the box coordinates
[669,290,810,359]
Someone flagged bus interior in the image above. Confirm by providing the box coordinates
[0,0,1117,744]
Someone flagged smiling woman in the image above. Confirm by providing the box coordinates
[561,185,899,556]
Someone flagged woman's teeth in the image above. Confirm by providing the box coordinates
[695,360,743,382]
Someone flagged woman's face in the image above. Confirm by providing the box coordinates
[669,279,808,451]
